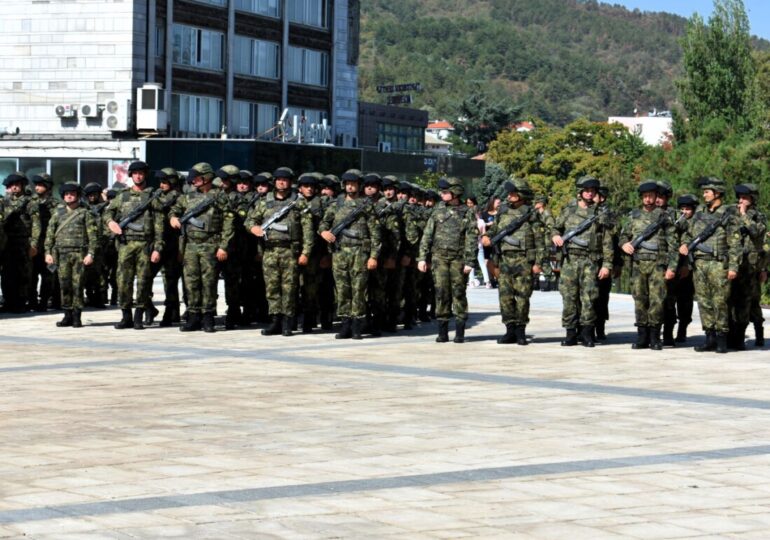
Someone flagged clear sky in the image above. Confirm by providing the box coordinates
[610,0,770,41]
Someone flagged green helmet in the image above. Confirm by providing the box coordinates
[188,162,214,181]
[438,177,464,196]
[655,179,672,197]
[575,175,600,193]
[735,183,759,201]
[700,176,726,194]
[216,164,241,180]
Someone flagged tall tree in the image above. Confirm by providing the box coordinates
[452,89,522,154]
[676,0,760,136]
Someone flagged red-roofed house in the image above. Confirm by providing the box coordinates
[426,120,454,140]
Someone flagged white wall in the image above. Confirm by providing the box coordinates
[608,116,673,146]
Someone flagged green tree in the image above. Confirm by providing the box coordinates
[452,89,522,154]
[676,0,761,137]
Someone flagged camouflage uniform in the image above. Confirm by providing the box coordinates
[233,171,261,325]
[44,183,99,327]
[296,173,326,333]
[551,176,614,347]
[620,182,679,350]
[594,186,621,341]
[418,178,478,343]
[153,170,183,326]
[319,170,382,339]
[29,174,58,311]
[82,183,110,309]
[399,184,423,329]
[682,178,742,353]
[375,176,404,333]
[484,180,545,345]
[1,172,41,312]
[245,187,313,336]
[170,163,235,332]
[216,165,244,328]
[103,173,164,329]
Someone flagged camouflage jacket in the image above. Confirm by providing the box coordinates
[682,203,742,273]
[418,201,478,267]
[484,203,545,266]
[169,188,234,251]
[1,193,41,248]
[245,192,314,257]
[619,206,678,271]
[319,195,382,259]
[551,202,614,272]
[103,187,165,251]
[44,204,99,255]
[373,197,402,259]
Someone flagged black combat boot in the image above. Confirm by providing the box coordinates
[436,320,449,343]
[731,324,747,351]
[335,318,352,339]
[453,319,466,343]
[632,326,649,350]
[515,325,529,346]
[595,320,606,341]
[159,306,175,327]
[180,312,201,332]
[369,313,381,337]
[581,325,595,348]
[716,332,728,354]
[663,323,676,347]
[262,315,282,336]
[72,309,83,328]
[145,304,159,325]
[649,325,663,351]
[302,312,315,334]
[695,330,717,352]
[561,328,578,346]
[282,315,293,336]
[202,312,216,333]
[56,309,73,327]
[225,307,241,330]
[352,318,364,340]
[320,311,333,331]
[675,323,689,343]
[114,309,133,330]
[133,308,145,330]
[497,323,516,344]
[755,322,765,347]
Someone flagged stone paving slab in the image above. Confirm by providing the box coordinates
[1,284,769,539]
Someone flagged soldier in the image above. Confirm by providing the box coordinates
[619,181,678,350]
[551,176,614,347]
[533,195,556,291]
[417,177,478,343]
[251,172,273,324]
[729,183,767,349]
[319,169,381,340]
[398,181,422,329]
[679,177,742,353]
[1,172,41,313]
[245,167,313,337]
[154,169,183,327]
[234,170,261,325]
[593,184,619,341]
[482,179,544,345]
[296,172,326,333]
[104,161,164,329]
[379,175,406,332]
[317,174,340,329]
[82,182,110,308]
[29,173,58,311]
[44,183,98,328]
[672,194,698,343]
[215,165,245,329]
[169,162,234,332]
[103,188,120,306]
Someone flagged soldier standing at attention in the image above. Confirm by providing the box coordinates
[551,176,614,348]
[319,169,381,340]
[672,194,698,343]
[379,175,405,333]
[30,173,58,312]
[619,181,678,350]
[169,163,234,333]
[234,170,260,325]
[1,172,41,313]
[251,172,274,324]
[317,174,339,330]
[104,161,164,329]
[44,183,98,328]
[215,165,244,330]
[729,183,767,349]
[82,182,110,309]
[246,167,313,337]
[296,172,325,333]
[155,169,183,327]
[482,179,544,345]
[679,177,741,353]
[417,178,478,343]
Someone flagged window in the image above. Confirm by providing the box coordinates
[171,93,224,136]
[79,160,109,187]
[287,46,328,87]
[155,25,165,58]
[191,0,226,6]
[0,159,19,196]
[287,106,327,127]
[172,24,224,71]
[377,123,424,152]
[233,36,280,79]
[288,0,327,28]
[235,0,279,18]
[232,100,279,138]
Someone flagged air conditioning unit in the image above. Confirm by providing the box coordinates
[378,141,392,153]
[136,83,167,132]
[103,96,129,131]
[79,103,100,118]
[54,104,76,118]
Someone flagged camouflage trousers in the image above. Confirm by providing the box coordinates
[430,254,468,322]
[693,259,730,333]
[559,255,599,328]
[116,240,153,310]
[497,253,533,326]
[262,246,298,316]
[730,264,760,326]
[332,246,368,319]
[155,252,182,307]
[182,241,219,314]
[629,259,667,327]
[83,251,107,304]
[57,248,87,310]
[1,241,31,310]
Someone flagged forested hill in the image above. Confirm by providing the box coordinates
[358,0,744,125]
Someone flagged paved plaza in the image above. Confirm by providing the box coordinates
[1,284,770,539]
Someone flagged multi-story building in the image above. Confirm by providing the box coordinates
[0,0,360,188]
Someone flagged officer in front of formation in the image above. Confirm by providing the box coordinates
[169,162,235,333]
[104,160,164,329]
[44,183,98,328]
[482,178,544,345]
[679,177,742,353]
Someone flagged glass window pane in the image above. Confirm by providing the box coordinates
[79,160,109,187]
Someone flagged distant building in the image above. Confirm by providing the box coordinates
[357,102,427,153]
[424,132,452,155]
[514,121,534,132]
[608,114,673,146]
[426,120,454,140]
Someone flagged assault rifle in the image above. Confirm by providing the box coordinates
[686,209,731,256]
[115,190,162,244]
[178,194,218,236]
[629,212,668,251]
[489,208,533,256]
[261,195,303,241]
[88,201,108,218]
[328,199,371,252]
[557,207,607,256]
